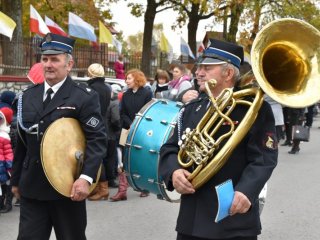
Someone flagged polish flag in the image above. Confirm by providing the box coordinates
[45,16,67,37]
[30,5,50,36]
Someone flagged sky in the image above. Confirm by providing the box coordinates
[109,1,221,54]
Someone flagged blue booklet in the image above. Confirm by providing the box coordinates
[215,179,235,223]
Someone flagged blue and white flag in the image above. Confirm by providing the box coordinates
[180,37,195,59]
[68,12,96,42]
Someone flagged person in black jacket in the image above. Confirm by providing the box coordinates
[110,68,152,201]
[159,39,278,240]
[11,33,107,240]
[86,63,111,201]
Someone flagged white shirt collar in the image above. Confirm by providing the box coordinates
[44,77,67,99]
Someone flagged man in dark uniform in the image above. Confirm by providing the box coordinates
[11,33,107,239]
[159,39,278,240]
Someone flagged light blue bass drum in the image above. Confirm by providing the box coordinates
[124,99,183,202]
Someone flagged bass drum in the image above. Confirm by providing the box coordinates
[124,99,183,202]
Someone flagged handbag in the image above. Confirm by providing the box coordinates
[292,125,310,142]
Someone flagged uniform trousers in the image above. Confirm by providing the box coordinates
[177,233,257,240]
[18,196,87,240]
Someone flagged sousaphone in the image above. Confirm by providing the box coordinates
[41,118,101,197]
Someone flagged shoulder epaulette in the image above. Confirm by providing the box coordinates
[22,83,40,92]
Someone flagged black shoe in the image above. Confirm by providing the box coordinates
[288,148,300,154]
[108,180,119,188]
[0,205,12,213]
[14,199,20,207]
[281,141,292,146]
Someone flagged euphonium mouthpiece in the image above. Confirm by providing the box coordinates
[205,79,217,99]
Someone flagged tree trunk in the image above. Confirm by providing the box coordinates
[187,3,200,60]
[1,0,24,75]
[227,1,245,43]
[141,0,157,78]
[248,1,262,51]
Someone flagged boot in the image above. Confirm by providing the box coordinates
[0,195,4,210]
[88,183,99,198]
[88,181,109,201]
[110,172,128,202]
[0,185,13,213]
[288,141,300,154]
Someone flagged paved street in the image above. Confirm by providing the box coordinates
[1,116,320,240]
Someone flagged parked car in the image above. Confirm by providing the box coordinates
[73,76,126,90]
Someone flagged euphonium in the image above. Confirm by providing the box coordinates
[178,18,320,190]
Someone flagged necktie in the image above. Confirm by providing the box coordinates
[43,88,53,109]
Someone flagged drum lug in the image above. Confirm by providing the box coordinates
[149,149,157,154]
[160,120,168,125]
[160,99,168,104]
[145,116,152,121]
[133,145,142,149]
[133,174,141,179]
[147,178,155,183]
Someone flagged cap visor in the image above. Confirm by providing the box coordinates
[41,49,66,55]
[198,57,226,65]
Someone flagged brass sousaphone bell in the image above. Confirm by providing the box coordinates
[41,118,101,197]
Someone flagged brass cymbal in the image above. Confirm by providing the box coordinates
[41,118,99,197]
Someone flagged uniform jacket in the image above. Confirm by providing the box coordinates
[159,92,278,239]
[11,77,107,200]
[120,87,152,129]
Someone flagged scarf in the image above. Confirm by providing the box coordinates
[169,75,190,89]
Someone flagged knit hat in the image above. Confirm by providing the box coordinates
[0,107,13,125]
[88,63,105,78]
[0,91,16,107]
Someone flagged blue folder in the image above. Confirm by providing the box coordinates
[215,179,235,223]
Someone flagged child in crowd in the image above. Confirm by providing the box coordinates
[152,69,170,99]
[0,107,14,214]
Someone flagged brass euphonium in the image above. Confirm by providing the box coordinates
[178,18,320,190]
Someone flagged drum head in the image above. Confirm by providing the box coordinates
[41,118,85,197]
[124,99,183,202]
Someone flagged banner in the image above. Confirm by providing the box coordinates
[112,36,122,53]
[0,11,16,40]
[99,21,113,44]
[30,5,50,36]
[180,37,195,59]
[68,12,96,42]
[159,33,170,53]
[45,16,67,37]
[159,33,173,63]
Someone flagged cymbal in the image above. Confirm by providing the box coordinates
[41,118,86,197]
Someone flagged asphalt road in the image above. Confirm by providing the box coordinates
[1,116,320,240]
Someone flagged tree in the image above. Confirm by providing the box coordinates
[128,0,172,76]
[1,0,24,75]
[238,0,320,51]
[168,0,217,59]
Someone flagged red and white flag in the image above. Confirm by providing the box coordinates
[45,16,67,37]
[198,42,205,53]
[30,5,50,36]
